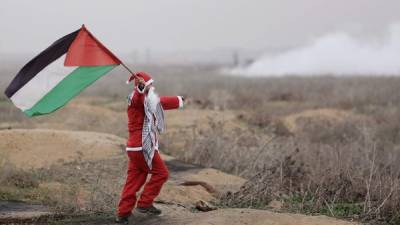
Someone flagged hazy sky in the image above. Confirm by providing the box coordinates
[1,0,400,57]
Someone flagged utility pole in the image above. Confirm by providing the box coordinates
[145,48,151,64]
[232,50,239,67]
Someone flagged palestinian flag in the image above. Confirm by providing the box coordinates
[4,25,121,117]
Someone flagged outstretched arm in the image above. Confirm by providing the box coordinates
[160,96,184,110]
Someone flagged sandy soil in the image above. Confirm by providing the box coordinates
[0,129,125,169]
[182,168,246,192]
[280,108,370,133]
[0,129,360,225]
[0,96,249,154]
[132,206,359,225]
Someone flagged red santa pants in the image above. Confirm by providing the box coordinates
[117,150,169,217]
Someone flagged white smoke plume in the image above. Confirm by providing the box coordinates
[229,24,400,76]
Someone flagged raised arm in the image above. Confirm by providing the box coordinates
[160,96,184,110]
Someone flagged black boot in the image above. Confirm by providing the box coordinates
[136,205,162,215]
[115,215,129,224]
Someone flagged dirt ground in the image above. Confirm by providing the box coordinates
[280,108,369,133]
[0,128,360,225]
[127,206,359,225]
[0,129,125,169]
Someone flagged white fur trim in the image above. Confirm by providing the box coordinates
[126,145,159,151]
[126,147,142,151]
[178,96,184,109]
[145,79,154,86]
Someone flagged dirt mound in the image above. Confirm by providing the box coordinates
[158,184,215,205]
[0,128,359,225]
[0,129,125,169]
[0,97,247,150]
[129,206,359,225]
[182,168,246,192]
[187,208,358,225]
[157,168,246,205]
[0,129,245,208]
[163,108,249,154]
[35,98,126,136]
[280,108,368,133]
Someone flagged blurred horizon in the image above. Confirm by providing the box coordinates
[1,0,400,67]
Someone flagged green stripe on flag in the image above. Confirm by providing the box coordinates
[24,65,116,117]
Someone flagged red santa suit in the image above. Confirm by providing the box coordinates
[118,72,184,217]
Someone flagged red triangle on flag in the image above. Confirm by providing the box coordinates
[64,25,121,66]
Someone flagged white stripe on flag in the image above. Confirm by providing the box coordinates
[10,55,77,111]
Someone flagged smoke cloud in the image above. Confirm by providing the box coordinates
[229,24,400,76]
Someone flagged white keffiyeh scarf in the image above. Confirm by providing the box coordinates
[142,87,165,169]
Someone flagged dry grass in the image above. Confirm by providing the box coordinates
[181,117,400,224]
[0,152,124,214]
[2,63,400,224]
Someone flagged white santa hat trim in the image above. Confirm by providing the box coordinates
[145,79,154,86]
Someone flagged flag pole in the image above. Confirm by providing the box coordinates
[120,62,139,80]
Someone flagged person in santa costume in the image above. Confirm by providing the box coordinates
[116,71,184,223]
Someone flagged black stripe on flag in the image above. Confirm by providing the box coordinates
[4,29,80,98]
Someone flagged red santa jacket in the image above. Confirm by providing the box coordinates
[126,90,183,149]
